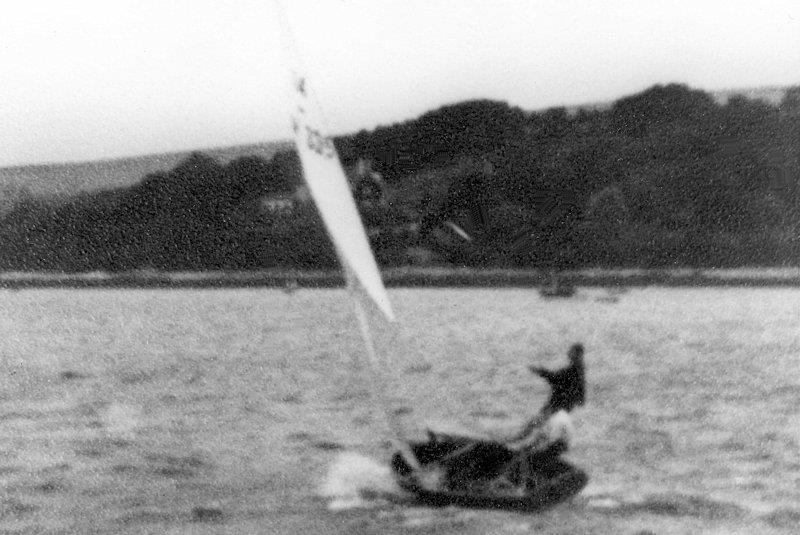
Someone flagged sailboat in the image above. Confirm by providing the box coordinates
[539,270,576,298]
[274,2,587,510]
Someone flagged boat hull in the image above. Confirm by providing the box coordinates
[391,436,588,511]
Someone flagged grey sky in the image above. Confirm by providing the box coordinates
[1,0,798,167]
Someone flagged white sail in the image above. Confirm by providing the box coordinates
[273,2,419,471]
[274,3,394,322]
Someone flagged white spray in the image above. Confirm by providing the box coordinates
[318,451,404,511]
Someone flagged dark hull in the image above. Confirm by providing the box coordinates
[391,437,588,511]
[398,468,588,511]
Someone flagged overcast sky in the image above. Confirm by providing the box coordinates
[1,0,799,167]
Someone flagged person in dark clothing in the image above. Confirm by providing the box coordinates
[529,343,585,415]
[505,343,586,444]
[416,344,586,489]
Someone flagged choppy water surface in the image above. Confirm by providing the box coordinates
[0,287,798,534]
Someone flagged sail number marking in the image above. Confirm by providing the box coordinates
[305,126,335,159]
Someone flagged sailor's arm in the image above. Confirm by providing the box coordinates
[528,365,554,382]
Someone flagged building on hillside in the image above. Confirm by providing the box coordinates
[261,195,294,214]
[259,157,386,217]
[260,184,311,215]
[349,157,388,208]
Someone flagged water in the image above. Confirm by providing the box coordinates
[0,287,798,533]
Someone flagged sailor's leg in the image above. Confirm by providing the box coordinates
[525,409,573,453]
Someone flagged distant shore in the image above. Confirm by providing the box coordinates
[2,267,800,289]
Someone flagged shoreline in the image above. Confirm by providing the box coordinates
[3,267,800,289]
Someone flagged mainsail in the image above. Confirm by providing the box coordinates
[273,3,393,322]
[273,1,418,470]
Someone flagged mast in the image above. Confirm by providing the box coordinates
[344,267,421,470]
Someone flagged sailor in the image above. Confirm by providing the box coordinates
[415,344,586,488]
[531,343,585,415]
[506,343,585,449]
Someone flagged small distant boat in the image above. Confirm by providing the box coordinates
[539,273,575,298]
[282,279,299,294]
[594,287,626,303]
[593,294,618,303]
[539,285,576,298]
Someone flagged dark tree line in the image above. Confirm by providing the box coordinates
[1,83,799,271]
